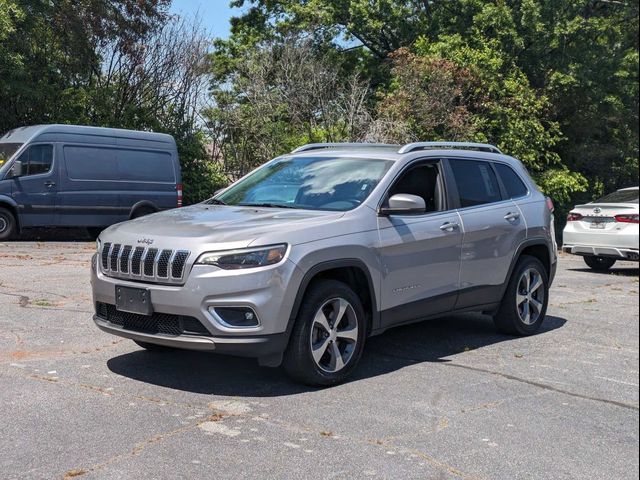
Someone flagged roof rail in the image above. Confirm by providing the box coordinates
[398,142,503,155]
[291,142,397,153]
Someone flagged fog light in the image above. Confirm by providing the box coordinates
[209,306,260,328]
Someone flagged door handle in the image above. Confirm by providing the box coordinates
[504,212,520,222]
[440,222,459,232]
[44,181,56,188]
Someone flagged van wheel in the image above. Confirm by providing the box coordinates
[283,280,367,386]
[131,206,156,219]
[583,255,616,271]
[86,227,103,240]
[0,207,17,241]
[493,255,549,336]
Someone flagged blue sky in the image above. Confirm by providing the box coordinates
[169,0,240,38]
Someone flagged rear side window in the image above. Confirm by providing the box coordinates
[64,146,175,183]
[449,159,502,207]
[116,149,175,182]
[494,163,528,198]
[15,144,53,176]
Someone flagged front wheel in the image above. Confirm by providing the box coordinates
[283,280,367,386]
[494,255,549,336]
[583,255,616,271]
[0,207,17,241]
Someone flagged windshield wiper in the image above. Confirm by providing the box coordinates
[207,198,227,205]
[237,203,298,209]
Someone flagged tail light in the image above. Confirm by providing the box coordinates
[545,197,554,213]
[614,214,639,224]
[567,213,583,221]
[177,183,183,207]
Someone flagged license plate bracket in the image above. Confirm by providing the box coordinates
[590,221,606,229]
[115,286,153,315]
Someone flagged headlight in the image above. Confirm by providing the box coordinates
[195,244,287,270]
[96,238,101,252]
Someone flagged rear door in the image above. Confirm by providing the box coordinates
[377,159,463,327]
[446,158,527,309]
[10,144,57,226]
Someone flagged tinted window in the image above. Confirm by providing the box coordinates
[494,163,528,198]
[449,159,502,207]
[64,146,175,183]
[595,189,639,204]
[389,163,441,212]
[116,150,175,182]
[15,144,53,176]
[64,146,118,180]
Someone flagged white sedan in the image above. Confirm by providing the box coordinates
[562,186,639,271]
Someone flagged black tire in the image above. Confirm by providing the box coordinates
[493,255,549,336]
[131,206,156,219]
[583,255,616,271]
[86,227,104,240]
[283,279,367,386]
[0,207,17,241]
[134,340,175,352]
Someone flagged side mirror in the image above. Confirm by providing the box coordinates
[9,160,23,178]
[379,193,426,216]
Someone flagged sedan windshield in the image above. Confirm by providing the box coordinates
[212,156,394,211]
[0,143,23,168]
[595,189,639,204]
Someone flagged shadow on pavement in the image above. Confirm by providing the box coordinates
[107,313,567,397]
[568,267,639,277]
[5,227,92,242]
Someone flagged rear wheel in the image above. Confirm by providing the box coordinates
[134,340,175,352]
[583,255,616,271]
[494,255,549,336]
[0,207,17,241]
[131,206,156,219]
[283,280,367,386]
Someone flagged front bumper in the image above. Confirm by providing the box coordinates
[90,253,303,357]
[562,245,639,261]
[93,316,288,357]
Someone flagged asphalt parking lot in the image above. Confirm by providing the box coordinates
[0,240,638,480]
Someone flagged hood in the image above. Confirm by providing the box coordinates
[101,204,345,249]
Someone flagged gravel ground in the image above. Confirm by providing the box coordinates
[0,240,638,480]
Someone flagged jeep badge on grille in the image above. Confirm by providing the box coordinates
[138,238,154,245]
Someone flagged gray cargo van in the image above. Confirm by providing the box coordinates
[0,125,182,240]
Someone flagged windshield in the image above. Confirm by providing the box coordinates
[0,143,23,168]
[212,156,394,211]
[595,189,639,204]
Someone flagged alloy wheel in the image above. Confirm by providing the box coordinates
[516,268,545,325]
[309,297,359,373]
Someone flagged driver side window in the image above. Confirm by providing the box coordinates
[388,162,444,213]
[15,144,53,177]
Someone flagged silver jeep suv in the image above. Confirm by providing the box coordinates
[91,142,557,385]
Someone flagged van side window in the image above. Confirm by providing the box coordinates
[16,145,53,176]
[494,163,528,198]
[388,163,443,213]
[449,159,502,207]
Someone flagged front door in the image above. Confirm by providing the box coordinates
[376,161,463,328]
[10,144,57,227]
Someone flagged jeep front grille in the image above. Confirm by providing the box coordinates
[100,243,190,284]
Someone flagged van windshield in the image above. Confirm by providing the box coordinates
[0,143,23,167]
[211,156,394,211]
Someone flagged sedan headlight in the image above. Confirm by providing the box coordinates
[195,244,287,270]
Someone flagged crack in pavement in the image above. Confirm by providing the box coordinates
[445,363,639,411]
